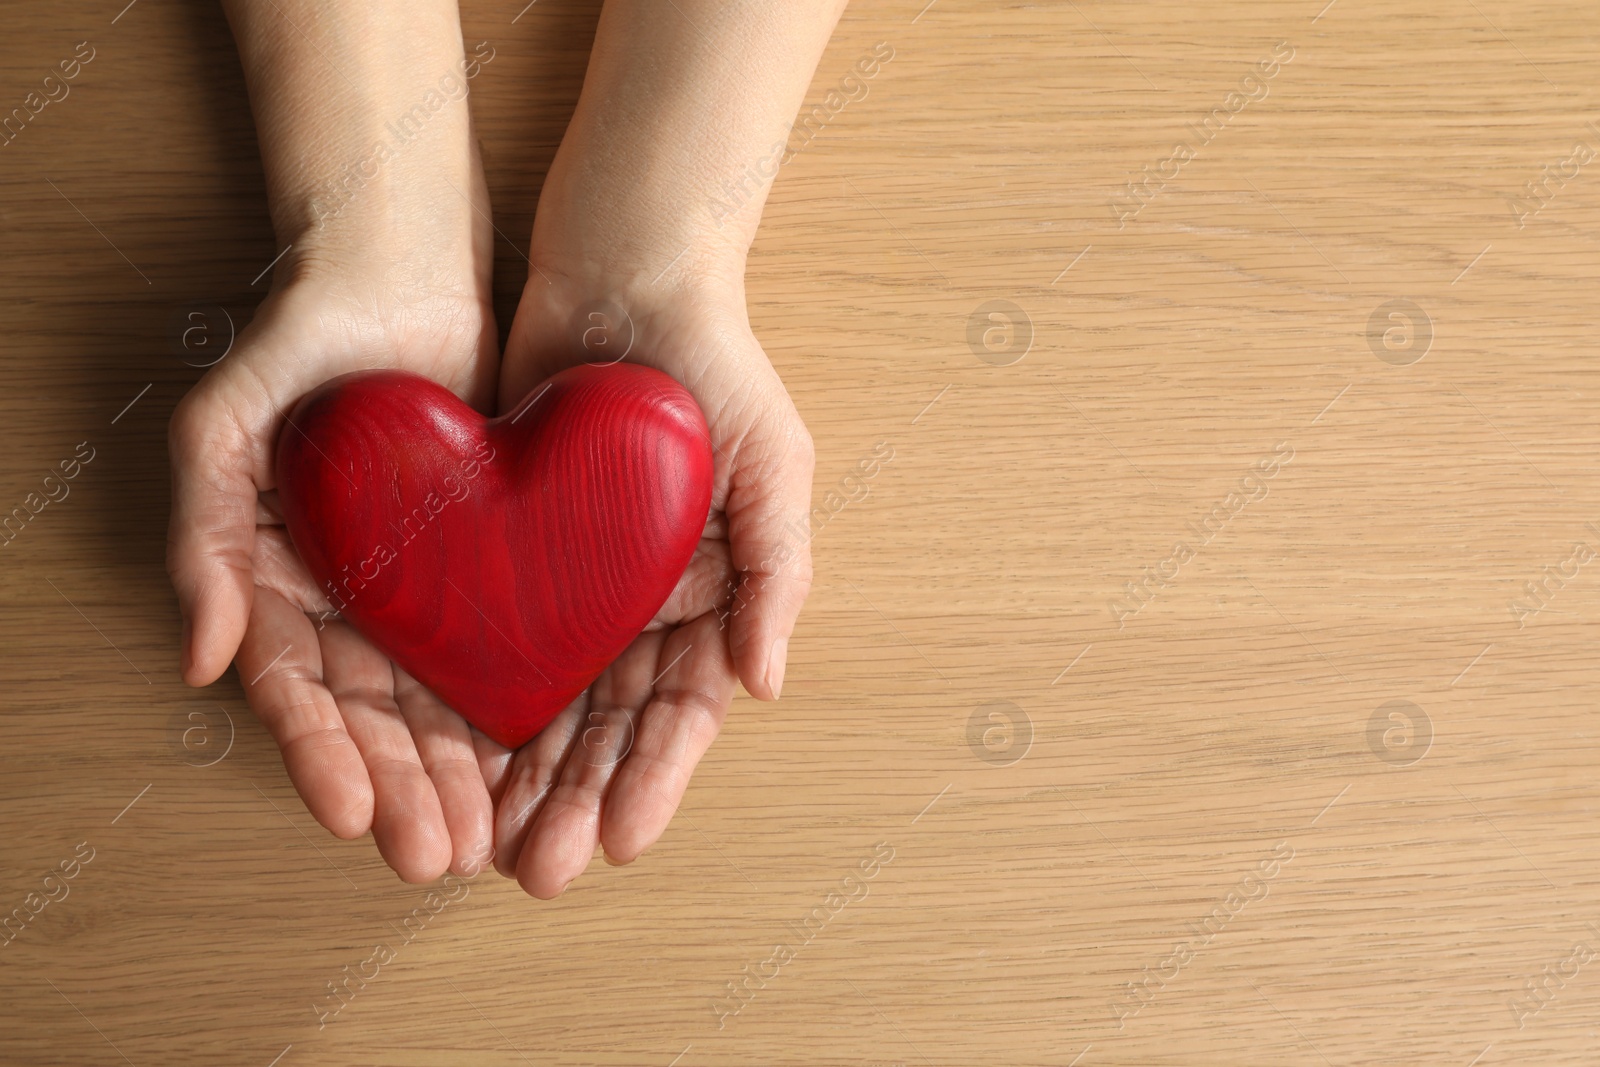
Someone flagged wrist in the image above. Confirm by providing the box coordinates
[270,185,490,308]
[260,104,491,301]
[527,233,747,315]
[223,2,495,296]
[516,247,748,354]
[520,0,847,298]
[530,156,752,301]
[502,243,756,410]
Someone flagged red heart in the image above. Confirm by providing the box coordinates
[275,364,713,748]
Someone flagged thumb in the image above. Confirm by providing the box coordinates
[723,378,815,701]
[166,375,263,686]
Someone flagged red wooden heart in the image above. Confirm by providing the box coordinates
[275,364,713,748]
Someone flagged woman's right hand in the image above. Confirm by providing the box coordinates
[168,258,507,883]
[176,0,511,883]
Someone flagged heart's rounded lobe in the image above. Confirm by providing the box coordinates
[275,364,714,748]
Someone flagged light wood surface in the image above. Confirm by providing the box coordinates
[5,1,1600,1064]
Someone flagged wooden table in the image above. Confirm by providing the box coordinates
[4,1,1599,1063]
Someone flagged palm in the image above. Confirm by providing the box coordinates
[476,265,825,895]
[482,286,771,895]
[174,253,811,896]
[171,278,503,883]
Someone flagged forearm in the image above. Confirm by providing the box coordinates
[533,0,850,290]
[221,1,492,288]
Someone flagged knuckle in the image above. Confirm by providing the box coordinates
[428,754,485,789]
[554,777,607,813]
[277,722,354,768]
[365,751,427,785]
[331,682,399,717]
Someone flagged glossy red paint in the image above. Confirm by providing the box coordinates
[275,364,713,748]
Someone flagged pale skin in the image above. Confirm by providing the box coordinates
[171,0,846,896]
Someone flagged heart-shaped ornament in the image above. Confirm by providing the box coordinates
[275,364,714,748]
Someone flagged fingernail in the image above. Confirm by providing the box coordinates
[765,637,788,699]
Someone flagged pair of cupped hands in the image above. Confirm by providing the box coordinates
[167,147,815,897]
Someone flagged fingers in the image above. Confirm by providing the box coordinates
[657,537,735,624]
[393,667,496,878]
[319,623,453,883]
[514,631,663,899]
[242,590,490,882]
[492,697,587,880]
[237,587,373,840]
[600,613,738,865]
[471,727,516,807]
[725,391,815,700]
[168,384,260,685]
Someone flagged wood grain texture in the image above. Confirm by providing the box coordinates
[3,0,1600,1064]
[277,366,713,748]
